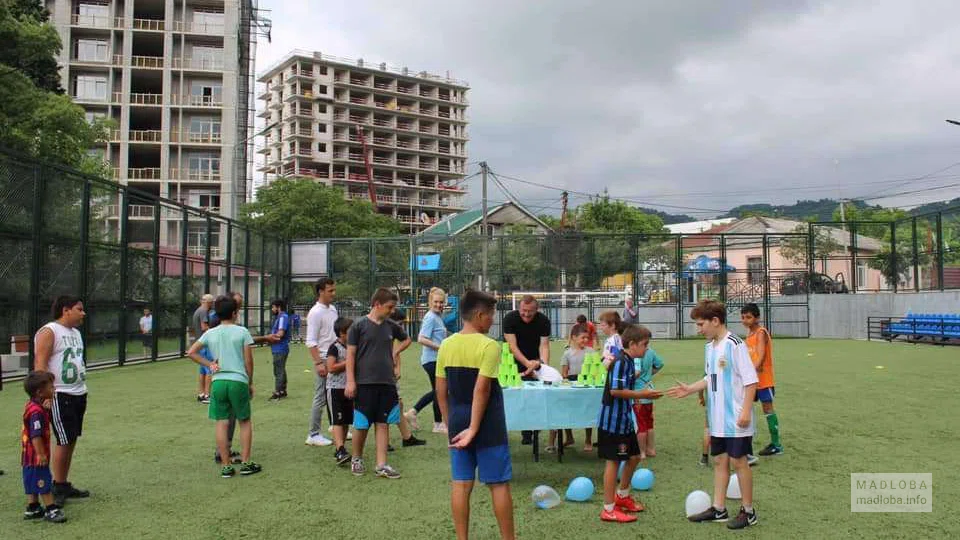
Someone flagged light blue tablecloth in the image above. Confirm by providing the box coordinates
[502,381,604,431]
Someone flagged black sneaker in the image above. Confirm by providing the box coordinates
[698,454,709,466]
[44,506,67,523]
[387,444,396,452]
[402,436,426,447]
[335,447,351,466]
[201,395,211,404]
[24,504,44,520]
[727,507,757,529]
[63,483,90,499]
[758,444,784,456]
[279,391,288,399]
[53,482,89,505]
[689,506,729,523]
[269,392,281,400]
[239,461,262,475]
[221,465,236,478]
[197,394,205,403]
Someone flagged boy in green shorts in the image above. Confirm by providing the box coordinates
[188,295,262,478]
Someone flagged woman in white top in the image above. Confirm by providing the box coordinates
[404,288,448,433]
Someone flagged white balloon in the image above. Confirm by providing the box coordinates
[685,490,712,517]
[727,474,742,499]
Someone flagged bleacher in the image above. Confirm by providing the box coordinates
[868,313,960,345]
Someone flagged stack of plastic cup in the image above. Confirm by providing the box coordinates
[499,343,522,388]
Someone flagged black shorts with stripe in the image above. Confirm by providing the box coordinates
[326,388,354,426]
[52,392,87,446]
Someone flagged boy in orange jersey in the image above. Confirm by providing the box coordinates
[740,304,782,456]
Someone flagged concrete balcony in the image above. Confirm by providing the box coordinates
[171,131,223,144]
[71,14,124,29]
[127,130,164,143]
[172,20,225,35]
[121,92,164,106]
[130,18,164,31]
[171,94,223,108]
[169,169,222,182]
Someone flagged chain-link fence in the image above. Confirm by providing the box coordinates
[0,149,289,384]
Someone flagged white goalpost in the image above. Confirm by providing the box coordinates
[510,290,631,310]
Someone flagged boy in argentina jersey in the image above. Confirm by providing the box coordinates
[667,300,759,530]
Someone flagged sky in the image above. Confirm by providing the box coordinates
[253,0,960,218]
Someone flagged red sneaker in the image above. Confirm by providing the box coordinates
[600,507,638,523]
[615,494,645,513]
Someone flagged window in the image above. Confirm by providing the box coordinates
[188,117,221,141]
[188,190,221,210]
[77,3,109,27]
[187,152,220,179]
[318,124,327,133]
[318,143,327,153]
[857,261,867,289]
[192,46,223,69]
[190,81,222,105]
[747,257,763,284]
[319,66,328,75]
[317,103,327,113]
[84,111,106,124]
[75,75,107,100]
[75,39,108,62]
[192,9,224,31]
[318,85,327,94]
[187,222,220,255]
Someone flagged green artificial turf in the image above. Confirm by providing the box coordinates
[0,339,956,539]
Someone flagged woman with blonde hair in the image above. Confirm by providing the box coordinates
[404,287,449,433]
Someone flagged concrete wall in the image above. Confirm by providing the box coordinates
[810,291,960,339]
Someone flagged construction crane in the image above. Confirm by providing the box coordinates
[355,125,377,207]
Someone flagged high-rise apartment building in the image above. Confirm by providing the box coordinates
[45,0,257,253]
[257,51,469,233]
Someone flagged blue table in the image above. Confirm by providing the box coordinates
[503,381,604,462]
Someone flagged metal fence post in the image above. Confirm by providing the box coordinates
[225,223,233,293]
[259,234,266,336]
[78,180,91,363]
[890,222,898,293]
[911,217,920,292]
[203,215,212,295]
[719,234,727,303]
[850,223,858,293]
[936,212,944,291]
[243,228,250,327]
[762,234,771,333]
[180,211,188,356]
[675,236,683,339]
[117,189,129,366]
[151,199,160,361]
[28,164,45,371]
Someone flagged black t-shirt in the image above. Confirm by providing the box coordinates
[502,310,550,367]
[347,317,408,385]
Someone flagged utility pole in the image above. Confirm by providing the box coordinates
[480,161,489,290]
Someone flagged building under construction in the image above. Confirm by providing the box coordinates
[257,50,469,233]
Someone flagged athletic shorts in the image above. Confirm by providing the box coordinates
[22,466,53,495]
[633,403,654,433]
[198,347,214,375]
[52,392,87,446]
[597,429,641,462]
[353,384,400,430]
[141,333,153,348]
[209,380,251,421]
[450,444,512,484]
[710,436,753,458]
[326,388,354,426]
[755,387,775,403]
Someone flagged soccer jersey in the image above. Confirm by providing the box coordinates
[745,326,775,389]
[36,322,86,395]
[326,341,347,389]
[418,311,447,365]
[598,351,636,435]
[197,323,254,384]
[634,349,664,405]
[603,334,623,359]
[21,399,50,467]
[436,332,507,449]
[271,312,291,355]
[704,332,759,438]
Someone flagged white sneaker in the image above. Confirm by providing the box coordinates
[326,426,353,440]
[432,422,448,434]
[404,409,420,431]
[305,434,333,447]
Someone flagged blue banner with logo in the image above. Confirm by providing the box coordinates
[411,254,441,271]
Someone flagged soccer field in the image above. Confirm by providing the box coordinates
[0,339,956,539]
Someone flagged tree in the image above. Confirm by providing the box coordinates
[241,178,402,239]
[0,0,109,169]
[779,223,842,272]
[573,196,665,234]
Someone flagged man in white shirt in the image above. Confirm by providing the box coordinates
[305,278,338,446]
[139,307,153,358]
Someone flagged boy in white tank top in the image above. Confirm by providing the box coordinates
[33,295,91,507]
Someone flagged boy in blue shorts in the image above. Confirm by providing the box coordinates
[188,295,262,478]
[436,290,515,540]
[668,299,759,530]
[21,371,66,523]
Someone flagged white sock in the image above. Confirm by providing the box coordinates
[616,488,629,498]
[744,505,754,514]
[715,505,725,512]
[603,503,615,512]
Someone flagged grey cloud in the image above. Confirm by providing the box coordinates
[257,0,960,215]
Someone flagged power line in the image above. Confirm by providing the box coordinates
[867,160,960,198]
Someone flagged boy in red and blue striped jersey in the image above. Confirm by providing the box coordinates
[21,371,66,523]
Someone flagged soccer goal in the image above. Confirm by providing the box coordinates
[510,290,628,311]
